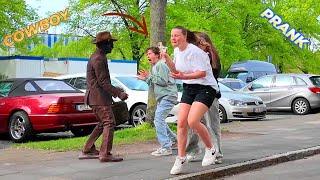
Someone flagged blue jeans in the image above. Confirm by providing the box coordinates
[154,98,177,149]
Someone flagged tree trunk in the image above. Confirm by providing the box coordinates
[146,0,167,125]
[150,0,167,46]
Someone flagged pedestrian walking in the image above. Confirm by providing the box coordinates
[79,31,128,163]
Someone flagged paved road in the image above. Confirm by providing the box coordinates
[0,110,319,179]
[222,154,320,180]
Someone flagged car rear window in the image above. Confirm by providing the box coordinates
[0,81,13,97]
[34,80,77,92]
[310,76,320,87]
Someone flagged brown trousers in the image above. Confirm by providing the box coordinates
[82,105,115,158]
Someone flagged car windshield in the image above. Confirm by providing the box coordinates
[0,81,13,97]
[226,71,248,80]
[34,80,77,92]
[220,80,246,90]
[218,83,234,92]
[115,76,148,91]
[310,76,320,87]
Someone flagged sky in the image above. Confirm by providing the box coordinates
[25,0,69,33]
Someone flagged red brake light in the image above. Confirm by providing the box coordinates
[309,87,320,94]
[48,104,73,113]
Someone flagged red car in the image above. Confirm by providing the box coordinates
[0,78,97,142]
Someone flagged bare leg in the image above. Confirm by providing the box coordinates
[187,102,213,149]
[177,103,191,157]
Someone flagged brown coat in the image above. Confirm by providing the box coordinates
[85,49,122,106]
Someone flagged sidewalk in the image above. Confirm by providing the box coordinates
[1,112,320,180]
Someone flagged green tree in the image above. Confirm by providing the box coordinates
[164,0,320,74]
[0,0,38,54]
[20,0,320,75]
[68,0,149,66]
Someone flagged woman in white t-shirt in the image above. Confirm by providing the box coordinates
[162,26,219,175]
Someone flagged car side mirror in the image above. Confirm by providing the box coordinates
[248,85,254,91]
[246,77,253,83]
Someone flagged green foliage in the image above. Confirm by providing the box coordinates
[165,0,320,74]
[28,44,52,57]
[2,0,319,74]
[0,0,38,52]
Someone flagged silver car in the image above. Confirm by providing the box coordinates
[218,83,267,122]
[218,78,246,90]
[173,82,267,123]
[240,74,320,115]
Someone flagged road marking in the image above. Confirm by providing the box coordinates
[272,128,297,131]
[305,121,320,124]
[283,136,312,140]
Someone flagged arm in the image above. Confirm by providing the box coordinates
[94,60,121,97]
[171,70,206,80]
[161,52,178,74]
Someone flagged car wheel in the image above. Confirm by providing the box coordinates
[130,104,147,127]
[218,105,227,123]
[292,98,310,115]
[9,111,33,143]
[71,126,94,137]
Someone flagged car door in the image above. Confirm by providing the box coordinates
[243,75,273,106]
[268,75,296,109]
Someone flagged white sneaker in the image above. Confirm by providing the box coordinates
[186,149,202,162]
[151,148,172,156]
[215,155,223,164]
[170,156,187,175]
[202,147,216,166]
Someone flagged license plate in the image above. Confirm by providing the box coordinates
[76,104,92,111]
[253,107,263,113]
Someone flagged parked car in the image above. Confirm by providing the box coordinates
[173,82,267,123]
[240,74,320,115]
[218,78,246,90]
[0,78,98,142]
[56,73,180,126]
[225,60,278,83]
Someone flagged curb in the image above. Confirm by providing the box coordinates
[169,145,320,180]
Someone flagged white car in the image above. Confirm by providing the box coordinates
[55,73,180,126]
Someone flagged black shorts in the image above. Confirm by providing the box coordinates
[180,83,216,108]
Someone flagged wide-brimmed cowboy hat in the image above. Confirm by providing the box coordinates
[92,31,117,44]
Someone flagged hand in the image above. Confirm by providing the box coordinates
[170,71,187,80]
[118,92,128,101]
[117,87,125,92]
[160,52,170,62]
[137,70,149,80]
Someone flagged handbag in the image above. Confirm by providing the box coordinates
[112,101,130,126]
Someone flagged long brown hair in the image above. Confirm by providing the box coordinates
[194,32,220,64]
[187,31,221,78]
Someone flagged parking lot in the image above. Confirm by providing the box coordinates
[1,110,319,149]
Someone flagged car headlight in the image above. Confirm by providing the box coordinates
[228,99,247,106]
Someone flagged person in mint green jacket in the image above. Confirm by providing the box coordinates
[138,46,178,156]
